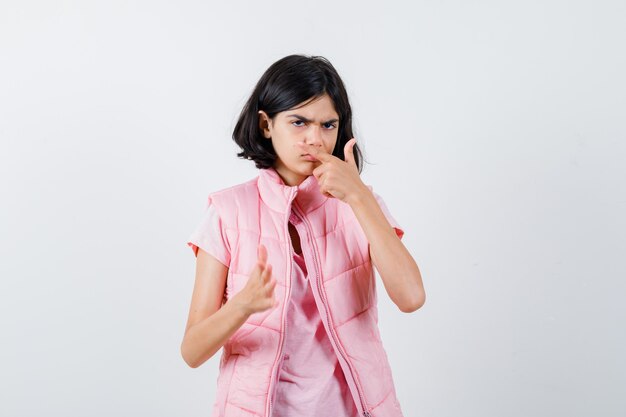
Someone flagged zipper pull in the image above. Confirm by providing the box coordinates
[288,210,301,225]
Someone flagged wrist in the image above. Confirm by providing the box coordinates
[227,294,253,319]
[346,185,374,208]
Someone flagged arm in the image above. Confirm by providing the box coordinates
[297,139,425,312]
[180,249,250,368]
[347,189,425,313]
[181,245,277,368]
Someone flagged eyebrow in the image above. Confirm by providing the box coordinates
[286,114,339,124]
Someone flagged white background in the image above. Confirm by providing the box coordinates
[1,1,625,416]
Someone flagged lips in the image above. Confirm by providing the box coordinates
[302,154,317,161]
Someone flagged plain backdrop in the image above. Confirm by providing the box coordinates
[1,0,624,416]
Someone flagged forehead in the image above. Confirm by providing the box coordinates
[281,94,338,119]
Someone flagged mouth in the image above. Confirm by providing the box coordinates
[301,154,317,161]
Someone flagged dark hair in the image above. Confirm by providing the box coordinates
[233,54,364,173]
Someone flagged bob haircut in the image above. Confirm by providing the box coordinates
[233,54,364,173]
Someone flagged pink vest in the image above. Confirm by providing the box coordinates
[206,167,404,417]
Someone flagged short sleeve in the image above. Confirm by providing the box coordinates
[370,187,405,240]
[187,203,231,267]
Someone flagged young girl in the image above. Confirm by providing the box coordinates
[181,54,425,417]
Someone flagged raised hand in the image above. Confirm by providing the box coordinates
[232,244,278,316]
[297,138,368,204]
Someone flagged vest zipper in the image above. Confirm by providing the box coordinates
[268,248,292,417]
[291,206,372,417]
[266,192,296,417]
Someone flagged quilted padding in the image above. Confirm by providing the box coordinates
[191,167,404,417]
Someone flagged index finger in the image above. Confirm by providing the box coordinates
[297,142,333,162]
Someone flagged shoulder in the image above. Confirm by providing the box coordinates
[206,176,260,218]
[209,177,257,199]
[207,176,258,203]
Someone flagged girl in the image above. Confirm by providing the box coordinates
[181,54,425,417]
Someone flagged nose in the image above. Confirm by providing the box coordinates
[305,125,324,147]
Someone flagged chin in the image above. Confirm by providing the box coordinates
[281,159,318,178]
[289,161,313,172]
[300,165,316,175]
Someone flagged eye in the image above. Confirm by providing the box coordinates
[290,120,337,129]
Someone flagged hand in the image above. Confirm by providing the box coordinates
[297,138,368,204]
[232,244,278,316]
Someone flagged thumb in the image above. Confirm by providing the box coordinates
[344,138,357,167]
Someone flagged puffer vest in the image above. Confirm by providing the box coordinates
[206,167,404,417]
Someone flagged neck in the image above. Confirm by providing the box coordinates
[273,164,307,187]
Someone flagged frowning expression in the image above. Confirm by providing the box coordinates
[258,93,339,186]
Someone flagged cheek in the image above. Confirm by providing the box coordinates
[270,134,298,159]
[325,135,338,152]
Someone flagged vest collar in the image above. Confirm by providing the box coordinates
[257,167,329,214]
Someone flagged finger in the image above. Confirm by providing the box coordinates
[266,277,277,295]
[257,243,267,265]
[251,259,263,276]
[312,164,327,179]
[297,142,334,163]
[267,296,278,310]
[261,263,272,283]
[343,138,357,167]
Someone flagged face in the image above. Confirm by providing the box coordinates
[258,93,339,186]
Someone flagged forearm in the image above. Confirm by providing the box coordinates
[348,188,425,312]
[181,298,250,368]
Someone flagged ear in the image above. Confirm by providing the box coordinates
[258,110,272,139]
